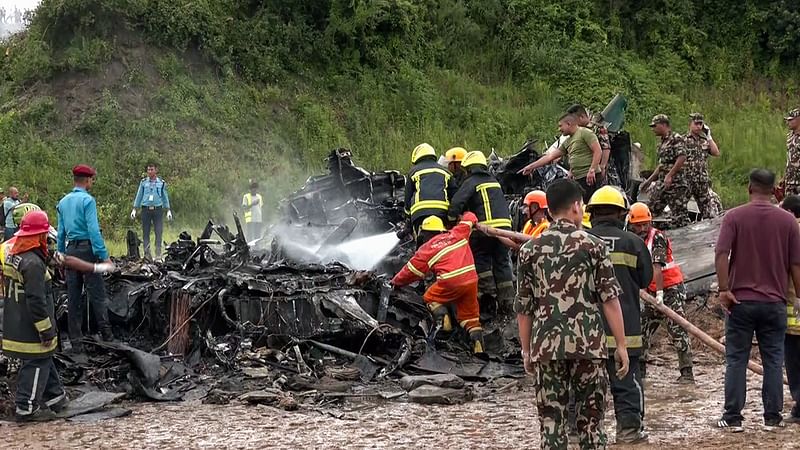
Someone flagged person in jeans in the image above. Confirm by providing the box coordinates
[780,195,800,423]
[715,168,800,431]
[130,162,172,260]
[56,165,114,351]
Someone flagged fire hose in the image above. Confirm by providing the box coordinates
[476,223,780,381]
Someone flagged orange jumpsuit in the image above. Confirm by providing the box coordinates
[392,213,481,332]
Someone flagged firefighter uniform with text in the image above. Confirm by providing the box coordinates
[404,143,456,245]
[2,210,67,421]
[586,187,653,443]
[391,213,484,353]
[447,151,514,313]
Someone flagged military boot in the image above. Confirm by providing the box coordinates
[677,367,695,384]
[470,329,485,354]
[429,303,453,332]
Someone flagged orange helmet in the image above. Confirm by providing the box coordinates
[524,190,547,209]
[628,202,652,224]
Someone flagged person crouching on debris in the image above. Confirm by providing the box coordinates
[587,187,653,444]
[2,210,68,422]
[448,150,514,315]
[627,202,695,383]
[404,143,456,248]
[522,190,549,238]
[516,179,629,449]
[390,212,484,354]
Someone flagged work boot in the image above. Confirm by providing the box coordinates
[15,408,57,423]
[677,367,695,384]
[48,394,70,414]
[469,329,485,354]
[616,428,649,444]
[429,305,453,332]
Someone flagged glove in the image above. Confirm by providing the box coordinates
[703,124,712,140]
[93,262,117,273]
[130,208,137,220]
[53,251,65,266]
[166,210,173,221]
[655,290,665,305]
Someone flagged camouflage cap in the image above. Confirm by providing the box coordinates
[689,112,704,122]
[786,108,800,120]
[649,114,670,127]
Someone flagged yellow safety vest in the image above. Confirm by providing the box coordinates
[242,193,263,223]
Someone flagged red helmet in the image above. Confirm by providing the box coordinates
[16,210,50,236]
[524,190,547,209]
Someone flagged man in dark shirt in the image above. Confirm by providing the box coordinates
[715,168,800,432]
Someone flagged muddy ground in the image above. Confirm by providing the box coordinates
[3,303,800,449]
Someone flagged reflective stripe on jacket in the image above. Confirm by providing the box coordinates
[645,227,684,290]
[404,158,456,222]
[2,249,57,359]
[447,168,511,229]
[590,219,653,354]
[242,193,263,223]
[392,213,479,290]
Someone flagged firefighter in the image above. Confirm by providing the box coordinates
[586,187,653,443]
[447,151,514,314]
[404,143,456,246]
[3,210,65,421]
[242,181,264,241]
[391,213,484,353]
[521,190,549,238]
[628,202,695,383]
[444,147,468,187]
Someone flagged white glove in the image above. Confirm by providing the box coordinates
[93,262,116,273]
[656,290,665,305]
[130,209,137,220]
[703,125,712,140]
[166,210,173,221]
[53,251,65,266]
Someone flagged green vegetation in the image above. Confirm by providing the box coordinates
[0,0,799,248]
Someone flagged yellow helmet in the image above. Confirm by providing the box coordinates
[420,216,446,232]
[462,150,487,168]
[586,186,627,211]
[582,205,592,229]
[445,147,467,163]
[411,143,436,164]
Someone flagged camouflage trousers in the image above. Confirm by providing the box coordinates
[604,159,621,188]
[686,172,717,220]
[641,284,693,370]
[648,181,690,229]
[535,359,608,449]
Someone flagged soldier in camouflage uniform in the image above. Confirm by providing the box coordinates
[641,114,690,229]
[684,113,721,219]
[628,202,694,383]
[783,108,800,196]
[707,188,724,217]
[516,179,630,449]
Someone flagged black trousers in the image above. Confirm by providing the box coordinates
[469,231,513,294]
[576,176,599,204]
[606,355,644,431]
[15,357,65,416]
[66,241,111,339]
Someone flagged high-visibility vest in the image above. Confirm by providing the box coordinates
[242,193,262,223]
[645,227,683,291]
[522,219,549,238]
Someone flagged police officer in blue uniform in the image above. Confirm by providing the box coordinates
[130,162,172,259]
[57,164,114,349]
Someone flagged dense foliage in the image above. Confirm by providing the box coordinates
[0,0,798,246]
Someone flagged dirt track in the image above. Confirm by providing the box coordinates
[3,304,800,449]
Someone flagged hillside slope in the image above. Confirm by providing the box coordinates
[0,0,798,240]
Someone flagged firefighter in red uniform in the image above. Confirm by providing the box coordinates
[391,212,484,353]
[521,190,550,238]
[628,202,695,383]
